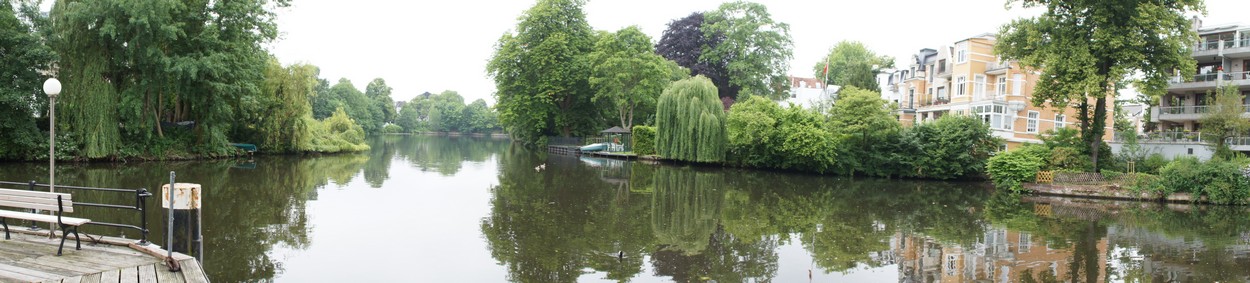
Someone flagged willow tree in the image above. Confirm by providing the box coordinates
[995,0,1201,171]
[50,0,287,156]
[257,59,317,152]
[50,0,120,158]
[655,76,726,163]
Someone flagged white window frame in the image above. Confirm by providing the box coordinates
[1012,74,1024,96]
[956,42,968,63]
[956,76,967,96]
[974,75,987,99]
[1027,111,1039,133]
[1055,114,1066,129]
[996,76,1007,97]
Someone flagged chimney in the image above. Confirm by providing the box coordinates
[1191,16,1202,30]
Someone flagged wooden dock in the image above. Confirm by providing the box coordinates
[0,230,208,283]
[547,145,580,155]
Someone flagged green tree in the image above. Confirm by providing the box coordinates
[655,76,726,163]
[310,78,334,119]
[428,90,466,132]
[487,0,601,145]
[589,26,686,129]
[365,78,397,125]
[703,1,794,100]
[250,59,317,152]
[50,0,289,156]
[326,78,379,133]
[461,99,498,133]
[829,86,900,174]
[0,1,55,160]
[725,96,839,173]
[1201,84,1250,158]
[995,0,1202,171]
[813,41,893,92]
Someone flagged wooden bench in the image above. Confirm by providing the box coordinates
[0,188,90,256]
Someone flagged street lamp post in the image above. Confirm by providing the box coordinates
[44,78,61,193]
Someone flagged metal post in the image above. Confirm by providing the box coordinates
[28,181,39,230]
[49,95,55,195]
[137,188,150,245]
[167,171,175,260]
[194,186,204,265]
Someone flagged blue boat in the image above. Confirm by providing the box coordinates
[579,143,608,152]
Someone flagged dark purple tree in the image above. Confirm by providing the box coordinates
[655,12,738,103]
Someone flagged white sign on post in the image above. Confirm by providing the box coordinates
[161,183,202,210]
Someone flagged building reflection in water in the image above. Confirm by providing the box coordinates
[894,227,1107,283]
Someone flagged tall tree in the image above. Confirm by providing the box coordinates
[589,26,687,130]
[995,0,1201,171]
[829,86,900,175]
[655,76,726,163]
[656,13,733,101]
[252,59,317,152]
[0,1,55,160]
[813,41,894,92]
[487,0,600,145]
[365,78,396,125]
[326,78,379,133]
[48,0,289,156]
[1200,84,1250,158]
[703,1,794,100]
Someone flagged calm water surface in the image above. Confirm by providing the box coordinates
[1,135,1248,282]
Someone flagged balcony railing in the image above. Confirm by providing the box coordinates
[1121,131,1207,143]
[1228,136,1250,147]
[1170,71,1250,84]
[1195,38,1250,52]
[1157,105,1210,115]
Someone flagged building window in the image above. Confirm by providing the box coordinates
[997,76,1007,97]
[946,255,957,275]
[1018,232,1032,252]
[1012,74,1024,96]
[1055,114,1066,129]
[956,76,967,96]
[1027,111,1039,133]
[956,42,968,63]
[974,75,986,98]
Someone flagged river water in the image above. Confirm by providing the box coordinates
[1,135,1247,282]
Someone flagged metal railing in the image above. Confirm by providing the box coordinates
[1172,71,1250,83]
[0,180,151,245]
[1227,137,1250,147]
[1157,105,1212,115]
[1122,131,1207,143]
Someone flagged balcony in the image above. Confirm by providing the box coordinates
[1167,71,1250,92]
[1156,104,1250,122]
[985,61,1010,75]
[1194,38,1250,60]
[1229,136,1250,151]
[1118,131,1208,143]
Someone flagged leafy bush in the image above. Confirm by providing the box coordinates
[632,125,657,156]
[986,145,1051,192]
[381,124,404,134]
[903,115,998,179]
[301,108,370,153]
[1155,157,1250,204]
[726,97,839,173]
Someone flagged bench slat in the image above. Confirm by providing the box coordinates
[0,189,72,201]
[0,200,75,213]
[0,194,68,206]
[0,210,90,226]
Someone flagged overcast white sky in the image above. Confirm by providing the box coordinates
[268,0,1250,105]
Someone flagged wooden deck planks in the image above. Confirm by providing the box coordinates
[177,259,208,283]
[2,232,206,283]
[137,264,158,283]
[118,266,137,283]
[99,269,120,283]
[152,264,185,283]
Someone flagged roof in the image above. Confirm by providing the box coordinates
[790,76,824,89]
[600,126,631,134]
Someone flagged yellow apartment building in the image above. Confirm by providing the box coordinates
[889,33,1114,150]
